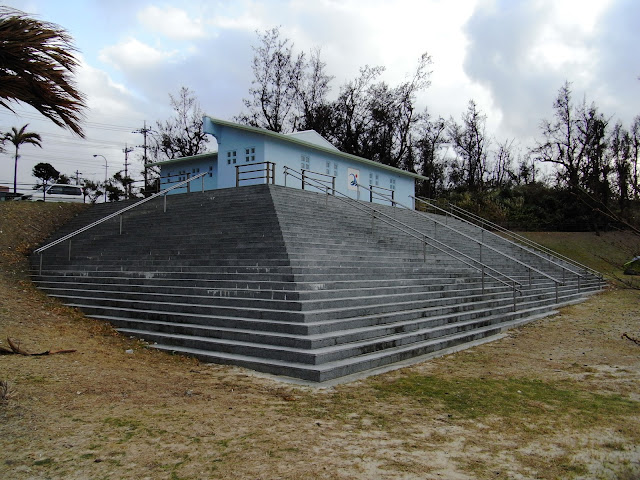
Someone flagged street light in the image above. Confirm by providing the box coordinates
[93,154,107,202]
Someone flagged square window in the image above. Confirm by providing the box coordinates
[227,152,231,158]
[251,147,255,154]
[245,148,250,155]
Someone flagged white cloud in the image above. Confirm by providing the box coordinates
[137,5,208,40]
[99,38,177,71]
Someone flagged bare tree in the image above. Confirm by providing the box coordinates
[609,121,632,212]
[294,47,333,133]
[448,100,489,191]
[153,87,209,161]
[631,115,640,200]
[489,139,517,188]
[415,112,447,198]
[237,27,305,133]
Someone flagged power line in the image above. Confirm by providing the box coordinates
[0,109,138,132]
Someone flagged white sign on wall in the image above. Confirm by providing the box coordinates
[347,168,359,191]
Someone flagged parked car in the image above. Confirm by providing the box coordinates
[27,184,85,203]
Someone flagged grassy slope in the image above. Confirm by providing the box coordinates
[518,230,639,287]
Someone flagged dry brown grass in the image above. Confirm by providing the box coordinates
[1,202,639,479]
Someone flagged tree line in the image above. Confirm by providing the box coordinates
[1,6,638,231]
[236,28,640,231]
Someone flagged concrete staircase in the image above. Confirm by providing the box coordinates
[30,185,603,382]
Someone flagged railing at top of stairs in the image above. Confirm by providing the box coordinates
[33,172,210,274]
[415,197,604,284]
[283,166,524,309]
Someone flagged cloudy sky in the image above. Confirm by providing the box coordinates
[1,0,638,193]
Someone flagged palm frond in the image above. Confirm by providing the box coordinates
[0,7,86,137]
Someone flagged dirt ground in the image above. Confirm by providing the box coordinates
[1,202,639,479]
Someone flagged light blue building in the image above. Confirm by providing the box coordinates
[153,116,427,206]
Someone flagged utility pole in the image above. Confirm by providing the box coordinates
[123,144,134,199]
[74,170,82,185]
[133,121,153,195]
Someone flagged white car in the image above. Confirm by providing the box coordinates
[29,184,85,203]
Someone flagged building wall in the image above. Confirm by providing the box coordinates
[159,123,416,207]
[160,155,218,193]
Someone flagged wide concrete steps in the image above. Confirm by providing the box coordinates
[29,184,604,382]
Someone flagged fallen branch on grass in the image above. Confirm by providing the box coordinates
[0,338,76,356]
[622,333,640,346]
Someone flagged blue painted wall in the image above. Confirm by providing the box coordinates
[156,118,423,208]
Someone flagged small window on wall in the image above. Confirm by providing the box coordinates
[375,174,379,186]
[369,173,373,186]
[227,150,237,165]
[245,147,256,162]
[326,161,331,175]
[301,155,310,171]
[333,163,338,177]
[390,178,396,190]
[209,165,213,178]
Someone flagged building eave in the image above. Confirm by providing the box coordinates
[146,151,218,168]
[203,116,429,181]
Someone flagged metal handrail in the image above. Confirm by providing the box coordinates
[284,166,523,305]
[361,187,566,291]
[370,185,395,205]
[301,169,336,194]
[235,161,275,186]
[33,171,209,259]
[409,196,583,285]
[425,198,603,280]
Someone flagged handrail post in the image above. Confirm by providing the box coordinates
[528,267,532,286]
[325,186,329,206]
[332,176,336,195]
[235,165,239,187]
[284,167,288,187]
[301,169,306,190]
[119,215,123,235]
[578,275,581,293]
[39,253,43,276]
[369,187,373,203]
[513,282,517,312]
[423,236,426,262]
[68,239,71,261]
[391,190,395,207]
[163,193,167,213]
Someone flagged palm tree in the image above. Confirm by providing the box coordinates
[6,124,42,193]
[0,7,86,136]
